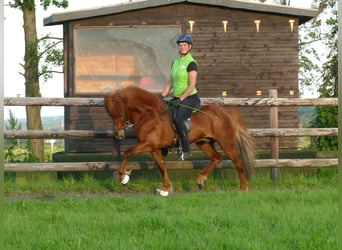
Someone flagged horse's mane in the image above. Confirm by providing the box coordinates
[114,86,165,112]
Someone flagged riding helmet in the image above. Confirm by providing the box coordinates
[176,34,193,45]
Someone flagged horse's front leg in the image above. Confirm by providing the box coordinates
[118,151,133,185]
[118,143,152,185]
[119,158,132,185]
[151,150,172,196]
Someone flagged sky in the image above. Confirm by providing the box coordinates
[4,0,315,119]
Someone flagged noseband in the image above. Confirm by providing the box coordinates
[114,109,132,132]
[110,94,133,134]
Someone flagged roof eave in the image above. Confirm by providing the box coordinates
[43,0,318,26]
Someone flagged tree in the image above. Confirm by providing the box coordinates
[299,0,338,150]
[9,0,68,161]
[5,109,22,132]
[5,110,23,162]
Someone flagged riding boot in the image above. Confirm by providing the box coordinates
[178,128,191,160]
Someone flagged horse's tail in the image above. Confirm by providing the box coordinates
[230,110,256,179]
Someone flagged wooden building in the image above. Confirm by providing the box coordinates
[44,0,317,152]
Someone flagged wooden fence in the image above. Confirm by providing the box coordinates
[4,92,339,173]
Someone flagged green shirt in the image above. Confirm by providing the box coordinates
[171,54,198,97]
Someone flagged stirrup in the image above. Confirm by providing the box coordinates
[178,151,192,161]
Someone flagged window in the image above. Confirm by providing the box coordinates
[73,26,180,95]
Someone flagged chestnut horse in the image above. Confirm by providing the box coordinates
[104,86,256,196]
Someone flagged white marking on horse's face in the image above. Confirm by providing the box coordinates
[115,128,125,139]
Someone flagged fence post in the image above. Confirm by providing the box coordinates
[269,89,280,181]
[109,122,120,162]
[110,123,121,183]
[112,138,121,161]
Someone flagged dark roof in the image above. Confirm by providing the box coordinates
[44,0,318,26]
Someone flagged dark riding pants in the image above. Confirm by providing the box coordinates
[173,94,200,152]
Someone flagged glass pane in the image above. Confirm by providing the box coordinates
[74,26,180,94]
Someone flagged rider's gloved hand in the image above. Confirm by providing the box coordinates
[170,97,181,107]
[159,94,166,102]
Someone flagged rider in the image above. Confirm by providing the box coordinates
[160,34,201,161]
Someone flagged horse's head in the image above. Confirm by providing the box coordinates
[105,86,166,139]
[104,93,129,139]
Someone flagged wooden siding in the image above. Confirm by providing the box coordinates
[65,3,300,151]
[75,55,136,94]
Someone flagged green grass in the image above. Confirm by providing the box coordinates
[5,188,337,249]
[4,168,338,249]
[4,167,337,196]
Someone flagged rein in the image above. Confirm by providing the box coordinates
[116,105,149,131]
[160,101,215,119]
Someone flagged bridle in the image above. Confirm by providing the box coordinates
[110,95,133,135]
[111,93,169,136]
[113,108,133,132]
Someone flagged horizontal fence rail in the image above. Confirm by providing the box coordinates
[4,128,339,139]
[5,159,338,173]
[4,95,339,172]
[4,97,338,107]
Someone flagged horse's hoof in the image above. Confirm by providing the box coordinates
[121,175,130,185]
[198,182,205,190]
[156,189,169,197]
[198,175,207,190]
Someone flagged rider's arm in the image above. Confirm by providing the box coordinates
[179,71,197,101]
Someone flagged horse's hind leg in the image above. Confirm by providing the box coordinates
[219,143,248,192]
[196,141,222,189]
[151,150,172,196]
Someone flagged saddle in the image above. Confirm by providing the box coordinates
[161,102,201,156]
